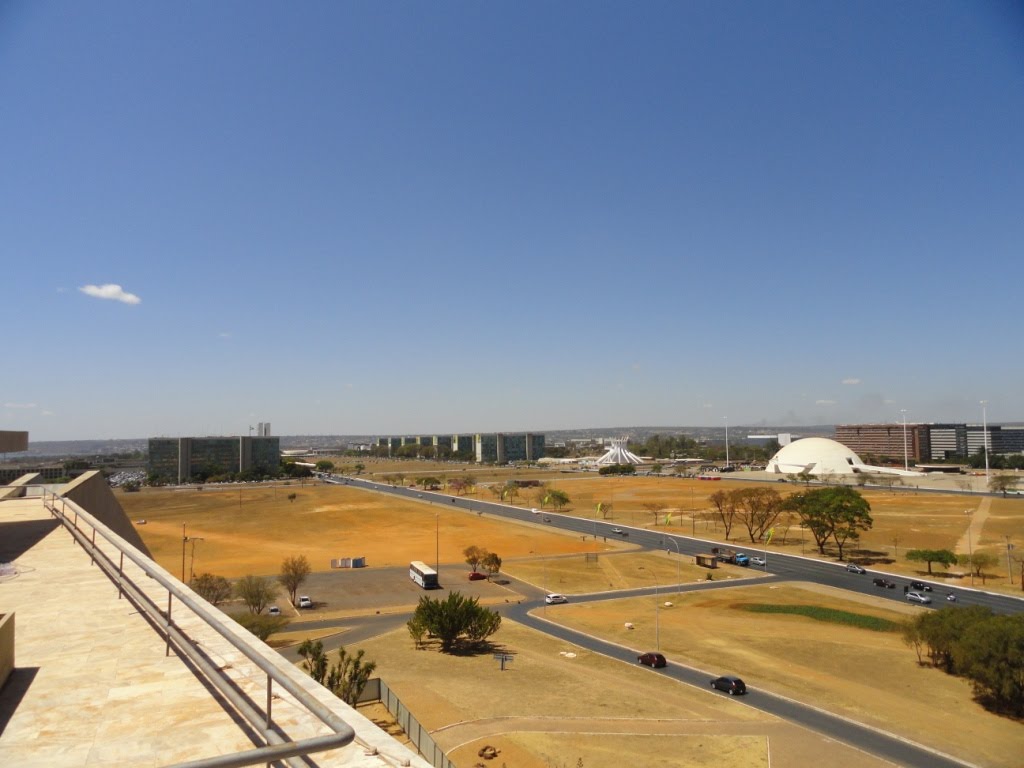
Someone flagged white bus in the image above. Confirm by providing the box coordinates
[410,560,440,589]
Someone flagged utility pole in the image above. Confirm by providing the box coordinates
[1006,536,1014,585]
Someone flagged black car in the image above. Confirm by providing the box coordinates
[909,581,933,592]
[872,577,896,589]
[637,652,667,668]
[710,676,747,695]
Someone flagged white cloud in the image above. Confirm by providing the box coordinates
[4,402,36,409]
[79,284,141,305]
[815,399,837,405]
[841,378,861,385]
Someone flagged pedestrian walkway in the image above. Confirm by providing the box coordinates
[954,497,991,555]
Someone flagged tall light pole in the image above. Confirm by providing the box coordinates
[435,512,440,575]
[965,509,974,586]
[900,409,909,472]
[181,523,188,582]
[723,416,729,468]
[663,538,681,593]
[980,401,990,482]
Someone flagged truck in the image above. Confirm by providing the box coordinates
[711,547,750,566]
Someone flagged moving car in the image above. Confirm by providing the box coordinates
[734,552,750,566]
[906,591,932,605]
[909,581,933,592]
[468,571,487,581]
[872,577,896,589]
[611,528,628,536]
[531,508,541,514]
[846,563,866,574]
[750,556,766,567]
[268,606,281,616]
[710,676,747,695]
[637,652,666,668]
[545,593,568,604]
[298,596,313,608]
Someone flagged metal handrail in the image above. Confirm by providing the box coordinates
[35,486,372,768]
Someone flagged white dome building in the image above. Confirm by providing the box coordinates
[765,437,924,477]
[765,437,867,476]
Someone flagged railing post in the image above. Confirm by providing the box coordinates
[90,528,96,565]
[166,592,172,656]
[118,553,124,599]
[266,673,273,768]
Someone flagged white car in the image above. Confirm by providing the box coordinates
[906,591,932,605]
[298,596,313,608]
[545,593,568,604]
[750,556,766,567]
[268,606,281,616]
[532,508,541,514]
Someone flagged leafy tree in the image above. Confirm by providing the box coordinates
[502,480,520,504]
[235,574,276,614]
[191,572,233,606]
[353,463,366,475]
[906,549,958,575]
[782,487,872,558]
[651,463,664,475]
[407,616,428,649]
[121,479,141,492]
[297,640,377,706]
[481,551,502,577]
[989,474,1019,497]
[958,552,998,585]
[417,476,441,489]
[409,591,501,653]
[287,492,297,502]
[596,501,613,519]
[278,555,312,606]
[315,459,335,472]
[464,545,485,573]
[546,489,571,511]
[462,477,477,495]
[954,614,1024,715]
[234,612,290,641]
[795,470,814,487]
[901,619,926,665]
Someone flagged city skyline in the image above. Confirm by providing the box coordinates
[2,2,1022,441]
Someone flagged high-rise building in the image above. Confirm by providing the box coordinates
[148,436,281,483]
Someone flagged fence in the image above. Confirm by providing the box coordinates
[358,679,455,768]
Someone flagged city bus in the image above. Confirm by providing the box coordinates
[409,560,439,589]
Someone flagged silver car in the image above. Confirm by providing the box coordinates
[906,591,932,605]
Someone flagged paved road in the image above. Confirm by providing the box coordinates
[318,474,1022,767]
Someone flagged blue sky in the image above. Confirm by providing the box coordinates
[2,1,1022,440]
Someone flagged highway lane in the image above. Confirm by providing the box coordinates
[326,473,1023,616]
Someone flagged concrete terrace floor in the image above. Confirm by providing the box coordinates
[0,494,428,768]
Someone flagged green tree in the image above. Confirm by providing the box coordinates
[481,551,502,578]
[958,552,998,585]
[546,488,571,511]
[353,462,365,475]
[234,612,290,641]
[731,487,784,543]
[782,487,872,558]
[906,549,958,575]
[707,489,738,540]
[651,463,664,475]
[191,572,233,606]
[234,574,276,614]
[297,640,377,706]
[315,459,335,472]
[502,480,520,505]
[409,591,502,653]
[954,614,1024,715]
[278,554,312,606]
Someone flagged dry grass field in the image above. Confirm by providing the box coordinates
[118,477,1023,767]
[356,620,891,768]
[548,581,1023,768]
[122,482,600,579]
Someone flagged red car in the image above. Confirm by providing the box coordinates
[637,652,666,668]
[468,571,487,581]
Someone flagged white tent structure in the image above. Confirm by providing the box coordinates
[596,439,643,466]
[765,437,923,477]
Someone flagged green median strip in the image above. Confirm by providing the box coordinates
[735,603,900,632]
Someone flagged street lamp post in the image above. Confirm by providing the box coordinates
[900,409,909,472]
[965,509,974,586]
[980,400,990,482]
[723,416,729,468]
[435,512,440,575]
[663,537,681,593]
[181,523,187,582]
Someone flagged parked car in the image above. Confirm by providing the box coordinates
[468,571,487,581]
[268,606,281,616]
[749,556,766,567]
[545,593,568,604]
[906,591,932,605]
[710,676,747,695]
[637,652,666,668]
[846,563,866,574]
[298,596,313,608]
[909,581,933,592]
[872,577,896,589]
